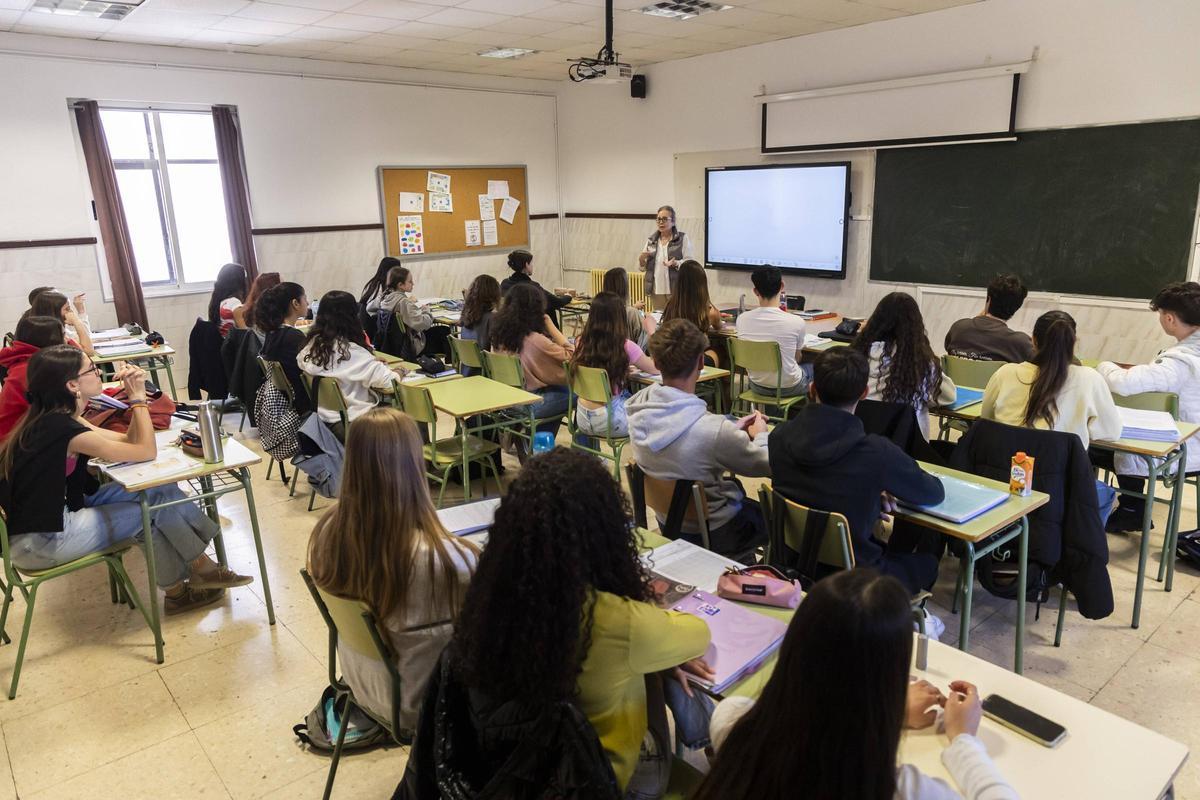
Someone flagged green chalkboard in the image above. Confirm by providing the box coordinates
[870,120,1200,298]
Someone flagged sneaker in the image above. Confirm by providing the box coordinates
[1105,507,1153,534]
[189,566,254,589]
[164,586,225,615]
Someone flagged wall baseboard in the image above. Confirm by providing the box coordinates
[0,237,97,250]
[251,223,382,235]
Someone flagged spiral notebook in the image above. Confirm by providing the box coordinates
[670,589,788,694]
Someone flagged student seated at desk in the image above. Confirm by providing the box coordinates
[235,271,280,336]
[490,283,574,438]
[769,347,945,594]
[603,266,655,349]
[661,261,723,366]
[854,292,956,440]
[945,274,1034,363]
[308,408,476,735]
[208,263,248,337]
[1098,281,1200,532]
[697,570,1016,800]
[499,249,573,328]
[299,290,405,429]
[0,347,251,615]
[627,319,770,556]
[0,316,65,441]
[257,282,312,416]
[27,290,93,356]
[734,265,811,398]
[358,256,401,311]
[459,274,500,357]
[570,292,657,439]
[366,265,450,358]
[450,449,713,795]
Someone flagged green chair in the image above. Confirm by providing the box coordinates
[566,363,629,480]
[300,374,352,511]
[299,569,410,800]
[397,382,501,507]
[0,513,154,699]
[937,355,1006,439]
[480,350,538,452]
[727,337,805,423]
[257,356,303,496]
[449,336,485,375]
[626,462,713,552]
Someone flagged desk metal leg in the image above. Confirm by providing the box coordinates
[161,355,178,399]
[239,468,276,625]
[1015,518,1028,675]
[1132,457,1159,629]
[460,418,472,501]
[958,542,976,652]
[139,496,165,664]
[1162,443,1187,593]
[197,475,228,568]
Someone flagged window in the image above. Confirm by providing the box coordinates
[99,108,233,291]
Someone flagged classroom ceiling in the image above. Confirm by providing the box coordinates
[0,0,980,81]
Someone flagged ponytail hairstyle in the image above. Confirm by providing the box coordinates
[208,263,248,324]
[256,282,307,333]
[507,249,533,274]
[1023,310,1079,428]
[385,266,411,292]
[361,257,402,305]
[0,345,85,478]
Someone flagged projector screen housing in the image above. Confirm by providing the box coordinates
[705,162,850,279]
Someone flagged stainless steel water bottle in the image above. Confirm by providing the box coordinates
[197,400,224,464]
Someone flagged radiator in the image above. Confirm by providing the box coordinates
[589,269,652,312]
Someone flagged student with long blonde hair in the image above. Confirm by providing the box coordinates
[307,407,477,733]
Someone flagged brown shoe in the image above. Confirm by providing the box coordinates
[189,566,254,589]
[164,586,225,615]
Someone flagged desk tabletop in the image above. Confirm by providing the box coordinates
[99,428,261,492]
[424,375,540,417]
[92,344,176,364]
[629,366,730,385]
[896,462,1049,542]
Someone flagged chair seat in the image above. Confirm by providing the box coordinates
[13,539,138,579]
[425,436,501,465]
[737,389,805,408]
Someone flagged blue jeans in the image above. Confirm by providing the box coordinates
[532,385,571,438]
[748,363,813,397]
[1096,479,1117,526]
[574,389,631,440]
[663,675,715,750]
[10,483,220,588]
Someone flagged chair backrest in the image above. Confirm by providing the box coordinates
[450,336,484,371]
[302,373,350,417]
[398,382,437,425]
[728,337,783,376]
[760,486,854,584]
[1113,391,1180,420]
[569,363,614,405]
[257,356,294,402]
[482,350,525,389]
[625,462,709,548]
[941,354,1004,390]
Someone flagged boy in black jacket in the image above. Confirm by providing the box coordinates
[768,347,946,593]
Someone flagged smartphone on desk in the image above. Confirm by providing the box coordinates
[982,694,1067,748]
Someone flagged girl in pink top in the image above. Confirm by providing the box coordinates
[570,292,658,439]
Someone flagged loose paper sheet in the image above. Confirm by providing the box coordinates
[482,219,498,246]
[398,191,424,212]
[487,180,509,200]
[478,194,496,221]
[397,215,425,255]
[499,196,520,224]
[426,171,450,193]
[465,219,482,247]
[429,192,453,213]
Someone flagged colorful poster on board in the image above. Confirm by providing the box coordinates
[427,171,451,193]
[397,215,424,255]
[429,192,453,213]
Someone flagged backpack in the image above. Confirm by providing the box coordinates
[294,685,390,753]
[976,547,1051,605]
[254,379,301,462]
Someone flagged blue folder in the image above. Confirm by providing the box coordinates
[900,474,1010,524]
[944,387,984,411]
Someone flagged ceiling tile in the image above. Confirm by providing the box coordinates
[139,0,251,13]
[102,31,190,45]
[15,12,115,34]
[410,38,483,54]
[456,0,558,14]
[746,0,904,24]
[121,8,225,27]
[480,15,564,35]
[523,3,601,24]
[0,10,19,29]
[234,2,333,25]
[286,24,367,40]
[570,0,649,10]
[446,28,515,45]
[355,31,430,47]
[383,19,463,39]
[315,12,401,31]
[187,28,274,45]
[255,35,340,52]
[255,0,357,10]
[0,0,28,9]
[342,0,447,18]
[210,16,302,35]
[540,23,606,43]
[106,20,200,38]
[324,40,398,57]
[417,7,511,28]
[873,0,976,11]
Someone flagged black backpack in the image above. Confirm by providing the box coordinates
[294,685,391,753]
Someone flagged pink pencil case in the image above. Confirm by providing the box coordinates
[716,565,802,609]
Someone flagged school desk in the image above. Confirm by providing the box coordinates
[92,344,179,398]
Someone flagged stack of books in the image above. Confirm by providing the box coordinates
[1117,407,1179,442]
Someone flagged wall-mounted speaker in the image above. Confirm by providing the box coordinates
[631,74,647,99]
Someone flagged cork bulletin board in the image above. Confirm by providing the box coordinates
[376,164,530,259]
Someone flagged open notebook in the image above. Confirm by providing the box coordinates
[437,498,500,539]
[670,590,788,694]
[640,539,742,593]
[899,474,1010,524]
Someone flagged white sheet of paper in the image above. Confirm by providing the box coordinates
[465,219,482,247]
[396,214,425,255]
[487,180,509,200]
[429,191,453,213]
[499,196,519,224]
[478,194,495,221]
[427,171,450,193]
[482,219,498,246]
[398,191,424,212]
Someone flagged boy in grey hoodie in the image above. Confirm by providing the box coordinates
[627,319,770,556]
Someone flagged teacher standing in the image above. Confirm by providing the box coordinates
[639,205,694,311]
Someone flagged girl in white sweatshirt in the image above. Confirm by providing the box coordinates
[694,570,1017,800]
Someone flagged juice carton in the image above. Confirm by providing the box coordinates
[1010,452,1035,496]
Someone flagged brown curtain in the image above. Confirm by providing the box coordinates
[212,105,259,281]
[74,100,149,330]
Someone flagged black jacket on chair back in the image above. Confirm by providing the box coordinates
[187,317,228,401]
[855,399,944,465]
[950,419,1114,619]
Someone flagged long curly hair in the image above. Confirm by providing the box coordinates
[241,271,281,328]
[461,274,501,330]
[489,282,546,353]
[571,292,631,393]
[303,290,366,369]
[852,292,942,407]
[451,448,650,702]
[662,260,713,333]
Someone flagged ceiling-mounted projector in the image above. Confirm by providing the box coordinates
[568,0,632,84]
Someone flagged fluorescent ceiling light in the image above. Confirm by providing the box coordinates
[638,1,732,20]
[477,47,537,59]
[30,0,143,19]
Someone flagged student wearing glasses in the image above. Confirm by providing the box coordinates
[639,205,694,310]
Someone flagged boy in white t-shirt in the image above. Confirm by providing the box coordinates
[734,266,811,397]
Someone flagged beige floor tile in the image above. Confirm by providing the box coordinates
[1148,599,1200,658]
[4,673,190,795]
[259,742,409,800]
[26,731,229,800]
[158,625,324,729]
[0,725,15,800]
[192,679,332,800]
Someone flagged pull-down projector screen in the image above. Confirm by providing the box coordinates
[705,162,850,279]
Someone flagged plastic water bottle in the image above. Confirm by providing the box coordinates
[532,431,556,454]
[738,293,746,314]
[780,290,787,311]
[197,400,224,464]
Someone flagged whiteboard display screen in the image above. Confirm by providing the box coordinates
[705,163,850,278]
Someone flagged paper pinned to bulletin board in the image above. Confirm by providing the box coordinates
[377,165,530,258]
